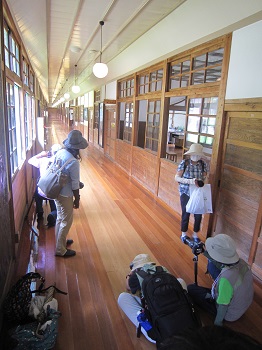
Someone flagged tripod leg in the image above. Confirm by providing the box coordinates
[193,255,198,285]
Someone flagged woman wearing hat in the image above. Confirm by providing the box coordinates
[175,143,208,243]
[118,254,187,343]
[54,130,88,258]
[187,234,254,326]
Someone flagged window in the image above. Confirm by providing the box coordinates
[138,68,163,94]
[137,99,161,152]
[24,92,33,150]
[118,102,133,142]
[169,48,224,89]
[23,58,29,86]
[29,70,34,92]
[4,22,20,76]
[185,97,218,154]
[119,78,134,98]
[6,82,25,176]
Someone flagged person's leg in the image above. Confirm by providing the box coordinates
[55,195,74,256]
[49,199,56,212]
[180,194,190,237]
[34,188,44,217]
[187,284,217,316]
[193,214,202,236]
[118,293,156,343]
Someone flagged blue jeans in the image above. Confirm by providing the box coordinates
[180,193,202,232]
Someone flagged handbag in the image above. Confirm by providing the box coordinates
[3,272,45,325]
[37,157,74,199]
[186,184,213,214]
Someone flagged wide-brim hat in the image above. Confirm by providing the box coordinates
[131,254,155,271]
[205,234,239,264]
[63,130,88,150]
[184,143,205,156]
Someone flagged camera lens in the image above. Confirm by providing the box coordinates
[197,180,204,187]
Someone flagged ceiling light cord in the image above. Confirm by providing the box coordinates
[92,21,108,79]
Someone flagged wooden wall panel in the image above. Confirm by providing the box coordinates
[115,140,132,174]
[158,159,180,213]
[214,102,262,279]
[131,147,158,194]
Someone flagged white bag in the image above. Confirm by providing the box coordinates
[186,184,213,214]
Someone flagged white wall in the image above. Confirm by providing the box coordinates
[226,20,262,99]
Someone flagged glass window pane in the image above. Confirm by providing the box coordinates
[206,67,222,82]
[152,140,158,152]
[193,54,206,69]
[171,64,181,75]
[207,48,224,66]
[192,71,205,85]
[181,74,189,87]
[155,100,161,113]
[201,117,216,135]
[186,133,198,143]
[203,97,218,115]
[200,135,213,146]
[182,60,190,72]
[170,77,180,89]
[187,116,200,132]
[156,81,162,91]
[189,98,202,114]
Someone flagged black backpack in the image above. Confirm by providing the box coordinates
[136,266,201,344]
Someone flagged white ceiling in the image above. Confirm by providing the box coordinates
[6,0,186,105]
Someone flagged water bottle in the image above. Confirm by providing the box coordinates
[137,310,152,331]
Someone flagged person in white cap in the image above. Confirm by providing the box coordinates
[28,144,62,222]
[175,143,208,243]
[187,234,254,326]
[117,253,187,343]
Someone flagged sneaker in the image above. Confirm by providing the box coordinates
[66,239,74,246]
[181,235,190,244]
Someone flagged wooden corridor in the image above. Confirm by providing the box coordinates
[12,118,262,349]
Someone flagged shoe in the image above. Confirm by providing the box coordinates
[63,249,76,257]
[66,239,74,246]
[181,235,190,244]
[193,237,201,243]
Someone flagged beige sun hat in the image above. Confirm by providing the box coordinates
[131,254,155,271]
[184,143,205,156]
[205,234,239,265]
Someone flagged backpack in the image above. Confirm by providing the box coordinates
[136,266,201,344]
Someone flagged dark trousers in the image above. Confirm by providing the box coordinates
[35,187,56,214]
[187,283,217,316]
[180,193,202,233]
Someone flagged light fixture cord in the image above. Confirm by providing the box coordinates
[99,21,104,63]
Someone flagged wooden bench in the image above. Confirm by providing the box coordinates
[166,151,177,162]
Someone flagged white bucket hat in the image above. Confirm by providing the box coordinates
[205,234,239,264]
[131,254,155,271]
[184,143,205,156]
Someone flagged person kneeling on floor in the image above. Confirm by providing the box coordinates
[118,254,199,346]
[187,233,254,326]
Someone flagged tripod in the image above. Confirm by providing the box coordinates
[193,254,199,285]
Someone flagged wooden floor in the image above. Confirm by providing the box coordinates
[11,118,262,349]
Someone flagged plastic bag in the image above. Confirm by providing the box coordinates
[186,184,213,214]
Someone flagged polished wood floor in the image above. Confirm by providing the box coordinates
[12,118,262,349]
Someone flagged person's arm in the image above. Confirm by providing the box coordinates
[175,170,196,185]
[214,277,233,326]
[214,304,229,326]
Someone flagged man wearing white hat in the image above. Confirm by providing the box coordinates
[175,143,208,243]
[187,234,254,326]
[118,254,187,343]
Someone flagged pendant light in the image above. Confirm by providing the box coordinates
[93,21,108,78]
[72,64,80,93]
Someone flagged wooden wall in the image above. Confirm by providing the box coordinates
[214,99,262,279]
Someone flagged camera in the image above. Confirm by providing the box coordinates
[182,236,205,255]
[197,180,204,187]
